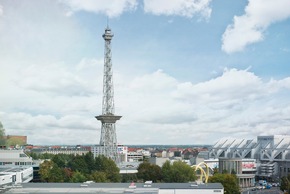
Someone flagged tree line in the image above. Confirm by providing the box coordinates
[34,151,241,194]
[36,153,198,183]
[38,152,120,182]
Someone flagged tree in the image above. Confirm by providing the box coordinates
[49,165,65,182]
[68,155,88,174]
[137,162,162,182]
[121,173,138,183]
[27,152,39,160]
[63,168,73,182]
[170,161,196,183]
[161,161,196,183]
[39,160,64,182]
[280,175,290,193]
[39,160,54,182]
[70,171,87,183]
[52,154,66,168]
[89,171,107,182]
[213,167,219,175]
[161,161,172,182]
[84,152,96,173]
[40,153,55,160]
[208,173,240,194]
[0,122,6,147]
[95,156,120,182]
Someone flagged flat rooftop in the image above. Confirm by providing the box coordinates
[3,182,223,194]
[0,167,30,173]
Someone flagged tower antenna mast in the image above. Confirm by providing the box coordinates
[96,26,121,163]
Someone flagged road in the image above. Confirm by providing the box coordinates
[241,187,284,194]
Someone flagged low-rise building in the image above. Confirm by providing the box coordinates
[0,167,33,186]
[0,149,33,166]
[2,182,224,194]
[32,146,91,156]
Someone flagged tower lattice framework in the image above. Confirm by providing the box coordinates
[96,27,121,163]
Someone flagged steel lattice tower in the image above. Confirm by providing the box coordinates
[96,27,121,163]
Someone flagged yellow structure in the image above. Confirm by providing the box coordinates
[192,162,210,183]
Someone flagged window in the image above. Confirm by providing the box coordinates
[19,153,27,157]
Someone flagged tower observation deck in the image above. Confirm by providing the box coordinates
[96,27,121,163]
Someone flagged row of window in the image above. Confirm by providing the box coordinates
[0,162,32,165]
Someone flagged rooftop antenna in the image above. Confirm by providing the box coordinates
[107,16,109,28]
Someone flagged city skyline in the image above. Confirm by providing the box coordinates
[0,0,290,145]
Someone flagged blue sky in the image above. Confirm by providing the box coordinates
[0,0,290,145]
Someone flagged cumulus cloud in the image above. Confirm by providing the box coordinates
[0,112,98,145]
[143,0,212,19]
[2,67,290,144]
[14,63,96,96]
[60,0,138,17]
[174,68,265,103]
[222,0,290,53]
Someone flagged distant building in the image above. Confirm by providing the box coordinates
[6,135,27,145]
[127,152,143,162]
[149,157,170,167]
[218,158,255,188]
[0,149,33,166]
[0,150,35,186]
[0,166,33,186]
[92,145,128,163]
[209,135,290,181]
[32,146,91,156]
[182,148,199,160]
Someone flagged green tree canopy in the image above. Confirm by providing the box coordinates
[89,171,107,182]
[161,161,172,182]
[208,173,240,194]
[169,161,197,183]
[68,155,89,174]
[161,161,197,183]
[121,173,138,183]
[70,171,87,183]
[0,122,6,147]
[280,175,290,193]
[84,152,96,173]
[95,155,121,182]
[52,154,66,168]
[137,162,162,182]
[39,160,64,182]
[38,153,121,183]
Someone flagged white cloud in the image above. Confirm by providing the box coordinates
[2,67,290,144]
[222,0,290,53]
[14,62,97,96]
[0,0,289,145]
[0,112,98,145]
[60,0,138,17]
[0,0,85,63]
[174,68,264,103]
[0,4,3,16]
[143,0,212,19]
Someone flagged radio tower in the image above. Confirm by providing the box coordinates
[96,27,121,163]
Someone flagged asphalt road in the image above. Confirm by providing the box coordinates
[241,187,284,194]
